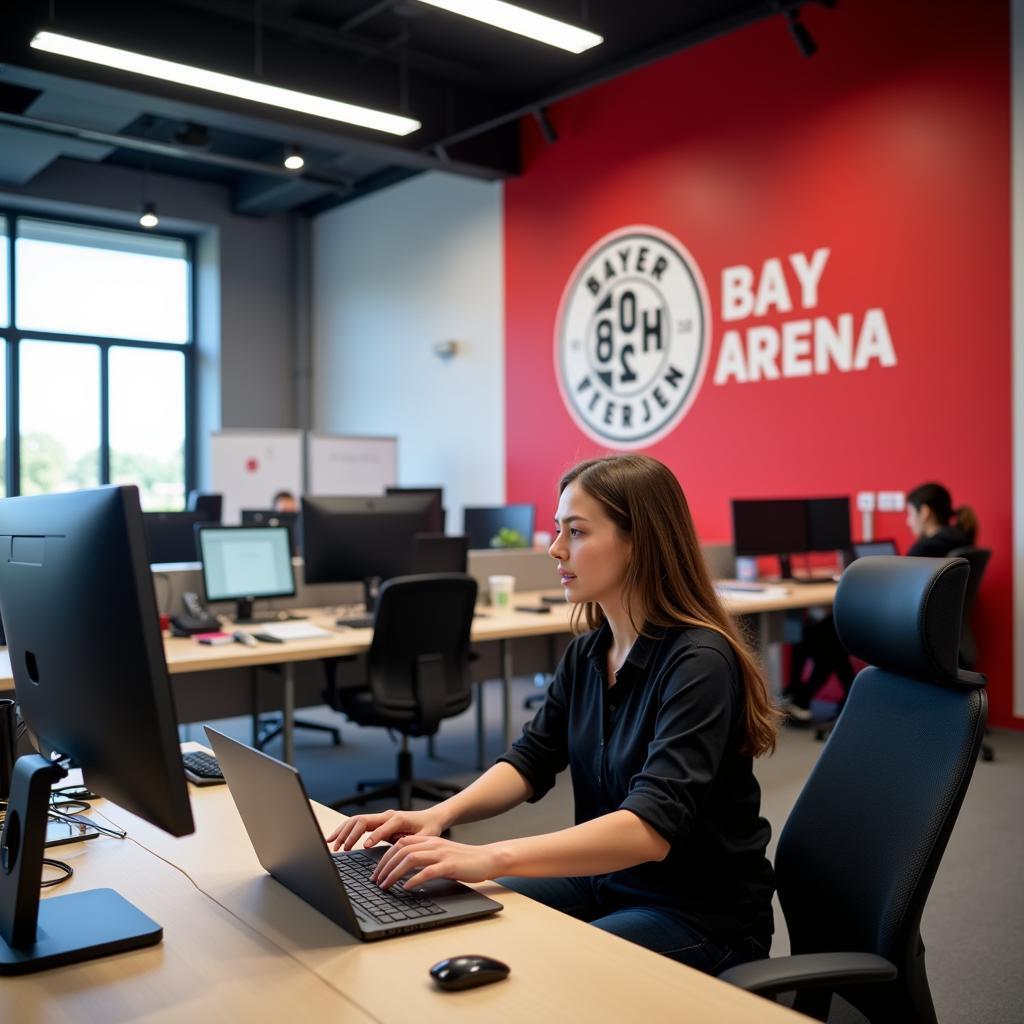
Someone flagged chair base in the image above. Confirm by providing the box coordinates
[255,715,342,750]
[330,747,460,811]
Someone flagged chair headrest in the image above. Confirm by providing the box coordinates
[834,556,983,688]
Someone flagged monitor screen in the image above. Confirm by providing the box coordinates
[240,508,301,555]
[143,510,205,564]
[385,487,445,534]
[301,495,436,585]
[0,485,193,837]
[411,533,469,574]
[806,497,852,552]
[463,505,535,550]
[731,499,809,557]
[197,525,295,602]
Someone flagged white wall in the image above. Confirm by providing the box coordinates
[312,172,504,531]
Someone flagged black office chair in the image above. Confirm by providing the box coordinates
[327,574,478,811]
[949,546,993,762]
[720,556,987,1023]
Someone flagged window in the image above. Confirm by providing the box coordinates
[0,213,193,508]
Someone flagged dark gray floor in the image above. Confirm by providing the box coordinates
[189,678,1024,1024]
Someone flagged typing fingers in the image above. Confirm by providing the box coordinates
[372,835,432,887]
[375,845,437,892]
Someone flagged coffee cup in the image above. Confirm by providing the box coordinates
[488,574,516,609]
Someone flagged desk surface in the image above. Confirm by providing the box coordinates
[0,583,836,691]
[14,772,807,1023]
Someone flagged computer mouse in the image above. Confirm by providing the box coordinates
[429,954,510,991]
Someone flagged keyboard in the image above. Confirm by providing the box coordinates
[332,848,444,924]
[335,615,374,629]
[182,750,226,785]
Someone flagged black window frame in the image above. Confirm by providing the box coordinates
[0,209,197,504]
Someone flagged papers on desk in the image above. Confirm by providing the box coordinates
[252,621,334,641]
[715,583,790,600]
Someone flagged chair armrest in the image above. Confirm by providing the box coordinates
[718,952,898,996]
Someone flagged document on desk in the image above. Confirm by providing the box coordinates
[253,621,335,641]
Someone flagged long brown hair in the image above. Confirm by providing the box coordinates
[559,455,779,757]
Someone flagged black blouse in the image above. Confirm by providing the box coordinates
[498,620,775,942]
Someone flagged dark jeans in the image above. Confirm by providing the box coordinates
[787,612,855,710]
[496,874,770,976]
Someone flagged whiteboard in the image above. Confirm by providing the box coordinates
[211,430,304,524]
[308,433,397,495]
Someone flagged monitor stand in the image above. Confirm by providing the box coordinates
[233,598,283,624]
[0,755,162,975]
[777,554,824,585]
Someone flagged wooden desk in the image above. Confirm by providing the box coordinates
[0,583,836,765]
[3,812,372,1021]
[32,775,806,1024]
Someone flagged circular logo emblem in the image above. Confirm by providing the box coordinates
[554,226,711,449]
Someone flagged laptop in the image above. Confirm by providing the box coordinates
[204,728,503,940]
[844,538,899,566]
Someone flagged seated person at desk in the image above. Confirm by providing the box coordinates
[328,455,777,975]
[273,489,299,514]
[905,482,977,556]
[783,481,980,721]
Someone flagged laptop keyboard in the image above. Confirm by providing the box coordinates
[333,849,445,924]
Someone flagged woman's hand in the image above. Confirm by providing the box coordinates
[325,806,448,853]
[371,834,501,891]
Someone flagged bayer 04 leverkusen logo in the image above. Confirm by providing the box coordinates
[554,226,711,449]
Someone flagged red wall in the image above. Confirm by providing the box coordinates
[503,0,1016,726]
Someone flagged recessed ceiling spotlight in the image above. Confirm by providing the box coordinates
[30,31,421,135]
[139,201,159,229]
[284,144,305,170]
[413,0,601,54]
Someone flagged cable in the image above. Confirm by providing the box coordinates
[40,858,74,887]
[93,802,386,1023]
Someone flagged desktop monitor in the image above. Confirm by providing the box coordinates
[197,525,296,623]
[142,510,204,563]
[385,487,445,534]
[731,498,809,558]
[301,494,437,587]
[186,492,223,522]
[241,508,301,555]
[411,533,469,574]
[806,497,852,552]
[0,485,194,972]
[462,505,535,550]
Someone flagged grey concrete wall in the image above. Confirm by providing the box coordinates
[0,157,298,489]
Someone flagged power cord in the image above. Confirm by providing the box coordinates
[40,858,74,887]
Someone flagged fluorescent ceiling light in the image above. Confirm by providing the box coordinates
[415,0,602,54]
[30,31,421,136]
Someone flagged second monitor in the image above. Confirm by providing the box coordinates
[197,525,296,623]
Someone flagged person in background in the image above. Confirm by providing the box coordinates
[905,483,978,556]
[272,489,299,514]
[326,454,778,976]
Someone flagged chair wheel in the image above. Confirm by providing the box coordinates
[981,745,994,762]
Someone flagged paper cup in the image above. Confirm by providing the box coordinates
[488,574,516,608]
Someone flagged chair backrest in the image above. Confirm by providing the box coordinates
[366,573,478,734]
[776,556,987,965]
[947,546,991,669]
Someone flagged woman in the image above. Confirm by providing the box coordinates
[905,482,978,556]
[326,454,778,974]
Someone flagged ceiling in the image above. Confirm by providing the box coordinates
[0,0,835,217]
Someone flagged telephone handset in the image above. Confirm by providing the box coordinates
[182,591,211,620]
[171,592,220,636]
